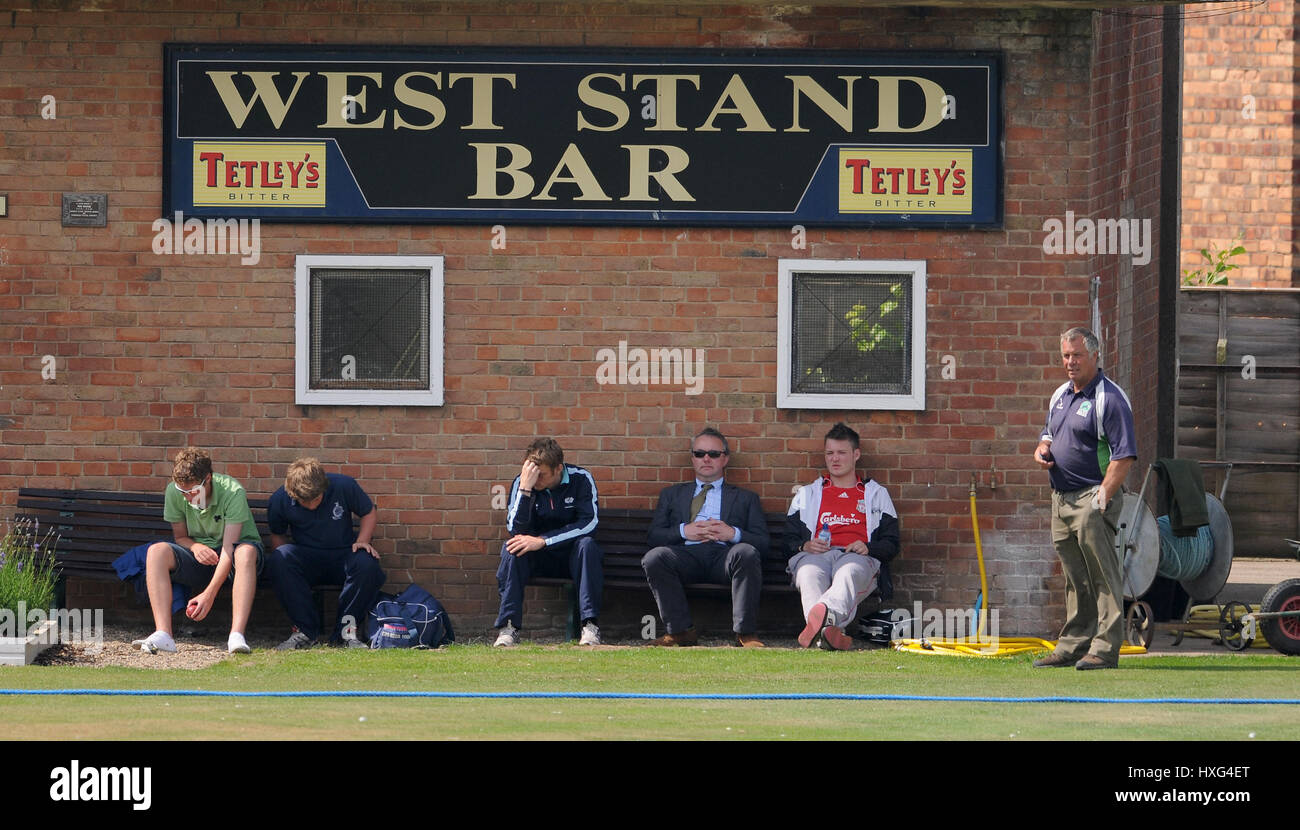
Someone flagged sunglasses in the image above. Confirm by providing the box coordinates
[172,478,207,495]
[692,450,726,459]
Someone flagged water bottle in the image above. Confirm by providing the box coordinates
[817,522,832,546]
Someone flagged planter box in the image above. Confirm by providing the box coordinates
[0,618,59,666]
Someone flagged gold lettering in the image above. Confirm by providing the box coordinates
[448,73,517,130]
[533,144,610,201]
[698,74,774,133]
[631,74,700,131]
[870,75,947,134]
[622,144,693,202]
[205,71,309,130]
[393,72,446,131]
[317,72,386,129]
[468,142,533,199]
[787,75,858,133]
[577,73,629,132]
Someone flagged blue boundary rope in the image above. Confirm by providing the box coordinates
[1,689,1297,703]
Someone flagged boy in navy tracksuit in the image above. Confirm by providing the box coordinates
[494,438,603,646]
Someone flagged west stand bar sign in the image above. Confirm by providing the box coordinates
[165,45,1001,227]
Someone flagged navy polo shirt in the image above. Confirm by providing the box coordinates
[1042,369,1138,493]
[267,473,374,550]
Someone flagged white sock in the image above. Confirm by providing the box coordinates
[227,632,251,654]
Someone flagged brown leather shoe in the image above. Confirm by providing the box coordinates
[646,628,698,647]
[1075,654,1118,670]
[1032,652,1076,668]
[735,633,765,648]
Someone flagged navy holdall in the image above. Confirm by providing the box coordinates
[366,584,455,649]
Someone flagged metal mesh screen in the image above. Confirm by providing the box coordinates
[790,271,912,395]
[309,268,430,390]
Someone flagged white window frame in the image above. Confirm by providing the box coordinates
[295,254,444,406]
[777,258,927,411]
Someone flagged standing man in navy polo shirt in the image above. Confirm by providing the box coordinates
[266,457,385,649]
[1033,327,1137,670]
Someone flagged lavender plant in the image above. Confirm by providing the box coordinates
[0,517,61,615]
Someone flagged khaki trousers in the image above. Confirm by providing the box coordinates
[1051,486,1124,662]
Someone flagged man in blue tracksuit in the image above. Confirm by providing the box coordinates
[494,437,603,646]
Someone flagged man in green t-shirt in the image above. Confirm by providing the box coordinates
[132,448,265,654]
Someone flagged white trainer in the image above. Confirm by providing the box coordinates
[227,632,251,654]
[132,630,177,654]
[493,622,520,647]
[579,622,601,646]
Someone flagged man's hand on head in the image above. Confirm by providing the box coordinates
[520,459,540,491]
[505,534,546,556]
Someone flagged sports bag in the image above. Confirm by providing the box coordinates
[366,584,455,649]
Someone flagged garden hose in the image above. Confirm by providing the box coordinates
[970,476,990,638]
[893,637,1149,658]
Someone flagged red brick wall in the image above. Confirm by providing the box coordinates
[1092,8,1166,497]
[1182,0,1296,288]
[0,1,1169,637]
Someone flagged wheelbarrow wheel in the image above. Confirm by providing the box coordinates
[1218,601,1255,652]
[1125,601,1154,649]
[1259,578,1300,656]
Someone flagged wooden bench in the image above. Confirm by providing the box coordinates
[14,487,337,625]
[532,507,798,638]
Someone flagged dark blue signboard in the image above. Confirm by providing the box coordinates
[164,45,1001,227]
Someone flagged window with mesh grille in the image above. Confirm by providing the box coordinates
[790,271,912,394]
[295,255,443,406]
[778,259,926,410]
[308,268,430,390]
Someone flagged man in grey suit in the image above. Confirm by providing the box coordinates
[642,428,771,647]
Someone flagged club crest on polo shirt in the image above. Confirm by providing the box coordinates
[857,500,868,513]
[1077,400,1092,417]
[332,501,345,520]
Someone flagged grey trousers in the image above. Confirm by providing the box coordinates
[642,543,762,634]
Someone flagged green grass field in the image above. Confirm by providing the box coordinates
[1,646,1297,740]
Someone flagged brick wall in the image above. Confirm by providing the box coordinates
[0,1,1170,638]
[1182,0,1297,288]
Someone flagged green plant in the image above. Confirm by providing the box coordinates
[1182,237,1246,286]
[0,517,61,615]
[845,281,906,351]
